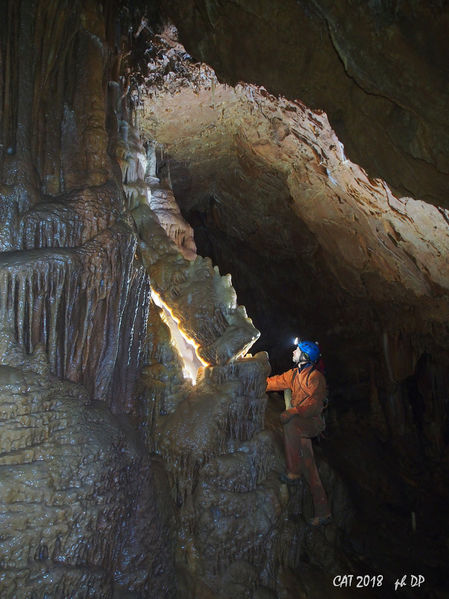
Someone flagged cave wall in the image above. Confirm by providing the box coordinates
[0,0,150,409]
[0,2,173,596]
[1,1,449,598]
[161,0,449,209]
[0,348,176,598]
[1,3,346,597]
[136,32,449,464]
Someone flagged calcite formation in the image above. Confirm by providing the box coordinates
[0,336,176,598]
[136,31,449,438]
[122,130,260,368]
[2,1,448,598]
[0,218,149,409]
[0,2,174,596]
[117,110,347,596]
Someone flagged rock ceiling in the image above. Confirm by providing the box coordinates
[161,0,449,209]
[141,47,449,300]
[137,30,449,380]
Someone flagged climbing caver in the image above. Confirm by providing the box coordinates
[266,339,331,526]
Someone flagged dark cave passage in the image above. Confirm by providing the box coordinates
[1,2,449,598]
[140,36,449,595]
[155,131,449,599]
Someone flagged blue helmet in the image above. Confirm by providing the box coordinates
[296,340,321,363]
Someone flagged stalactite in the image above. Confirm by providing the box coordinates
[0,221,148,410]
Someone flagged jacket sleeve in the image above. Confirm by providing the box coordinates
[294,370,326,417]
[266,370,294,392]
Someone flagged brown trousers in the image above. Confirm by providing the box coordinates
[283,416,330,517]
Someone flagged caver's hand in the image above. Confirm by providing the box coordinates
[279,409,297,425]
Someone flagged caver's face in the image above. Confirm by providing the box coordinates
[292,347,301,363]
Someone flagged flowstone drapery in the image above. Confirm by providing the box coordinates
[0,220,148,407]
[0,3,164,595]
[0,336,175,598]
[0,3,349,597]
[119,123,347,598]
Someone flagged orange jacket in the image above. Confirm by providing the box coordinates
[266,365,327,435]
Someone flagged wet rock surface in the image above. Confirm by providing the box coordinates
[134,26,449,598]
[1,1,449,598]
[0,343,176,599]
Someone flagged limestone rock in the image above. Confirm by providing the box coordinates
[137,31,449,398]
[0,349,176,599]
[163,0,449,209]
[0,222,149,409]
